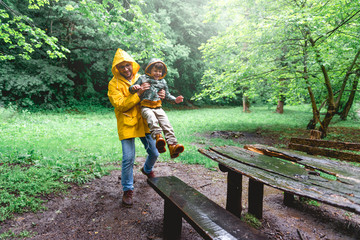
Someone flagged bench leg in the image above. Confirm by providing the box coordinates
[248,179,264,219]
[226,171,242,218]
[283,192,295,206]
[163,199,182,240]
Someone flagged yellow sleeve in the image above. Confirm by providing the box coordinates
[108,80,140,113]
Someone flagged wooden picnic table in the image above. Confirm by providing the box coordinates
[198,145,360,219]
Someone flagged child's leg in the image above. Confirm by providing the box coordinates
[153,108,177,145]
[141,107,162,139]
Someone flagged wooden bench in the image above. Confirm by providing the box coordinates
[199,145,360,220]
[288,137,360,162]
[147,176,267,240]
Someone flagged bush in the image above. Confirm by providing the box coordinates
[0,60,75,108]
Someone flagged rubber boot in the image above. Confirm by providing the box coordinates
[155,134,166,153]
[168,144,184,158]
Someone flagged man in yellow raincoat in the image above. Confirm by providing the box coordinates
[108,49,163,207]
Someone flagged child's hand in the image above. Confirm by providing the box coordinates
[132,84,141,91]
[175,95,184,104]
[158,89,165,99]
[137,82,151,96]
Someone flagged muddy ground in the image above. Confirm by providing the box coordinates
[1,130,360,240]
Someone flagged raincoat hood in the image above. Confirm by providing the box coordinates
[111,48,140,80]
[144,58,167,79]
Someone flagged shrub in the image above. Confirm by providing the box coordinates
[0,60,75,108]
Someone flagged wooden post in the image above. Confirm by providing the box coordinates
[248,179,264,219]
[284,192,295,207]
[310,130,322,139]
[226,171,243,218]
[163,199,182,240]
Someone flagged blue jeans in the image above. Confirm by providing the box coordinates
[120,133,159,191]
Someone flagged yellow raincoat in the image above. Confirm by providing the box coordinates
[108,49,150,140]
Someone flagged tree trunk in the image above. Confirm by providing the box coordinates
[302,40,321,130]
[243,95,251,113]
[340,72,359,120]
[276,100,284,114]
[319,105,336,138]
[309,36,336,138]
[306,86,321,129]
[335,49,360,112]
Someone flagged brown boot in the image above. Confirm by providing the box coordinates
[155,134,166,153]
[122,190,133,208]
[168,144,184,158]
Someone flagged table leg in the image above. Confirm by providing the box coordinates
[284,192,295,206]
[248,179,264,219]
[226,171,242,218]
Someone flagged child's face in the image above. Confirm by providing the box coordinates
[150,68,162,80]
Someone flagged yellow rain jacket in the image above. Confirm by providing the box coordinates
[108,49,150,140]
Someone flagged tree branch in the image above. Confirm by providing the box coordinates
[314,9,360,44]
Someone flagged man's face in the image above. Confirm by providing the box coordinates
[116,62,133,80]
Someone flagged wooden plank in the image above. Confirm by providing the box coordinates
[290,138,360,151]
[210,146,311,179]
[244,144,360,185]
[289,143,360,163]
[210,146,360,199]
[198,148,360,214]
[147,176,267,240]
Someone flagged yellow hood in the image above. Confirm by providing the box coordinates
[111,48,140,80]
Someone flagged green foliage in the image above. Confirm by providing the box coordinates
[299,197,321,207]
[0,229,35,239]
[0,0,68,60]
[242,213,262,229]
[141,0,216,100]
[0,0,170,107]
[0,60,75,108]
[197,0,360,110]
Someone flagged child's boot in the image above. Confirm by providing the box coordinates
[155,134,166,153]
[168,144,184,158]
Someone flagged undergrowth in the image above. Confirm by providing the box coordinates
[0,104,358,223]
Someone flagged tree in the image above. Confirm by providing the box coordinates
[0,0,167,107]
[197,0,360,136]
[0,0,69,60]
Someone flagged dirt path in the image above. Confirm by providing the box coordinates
[1,131,360,239]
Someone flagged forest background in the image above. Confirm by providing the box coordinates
[1,1,360,235]
[1,0,359,136]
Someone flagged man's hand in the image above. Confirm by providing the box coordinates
[132,84,141,91]
[175,95,184,104]
[137,82,150,96]
[158,89,165,99]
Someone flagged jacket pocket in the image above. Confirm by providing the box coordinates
[122,113,137,126]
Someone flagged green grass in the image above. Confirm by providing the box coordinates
[0,104,359,223]
[0,229,35,239]
[242,213,262,229]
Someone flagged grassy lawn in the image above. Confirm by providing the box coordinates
[0,104,359,223]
